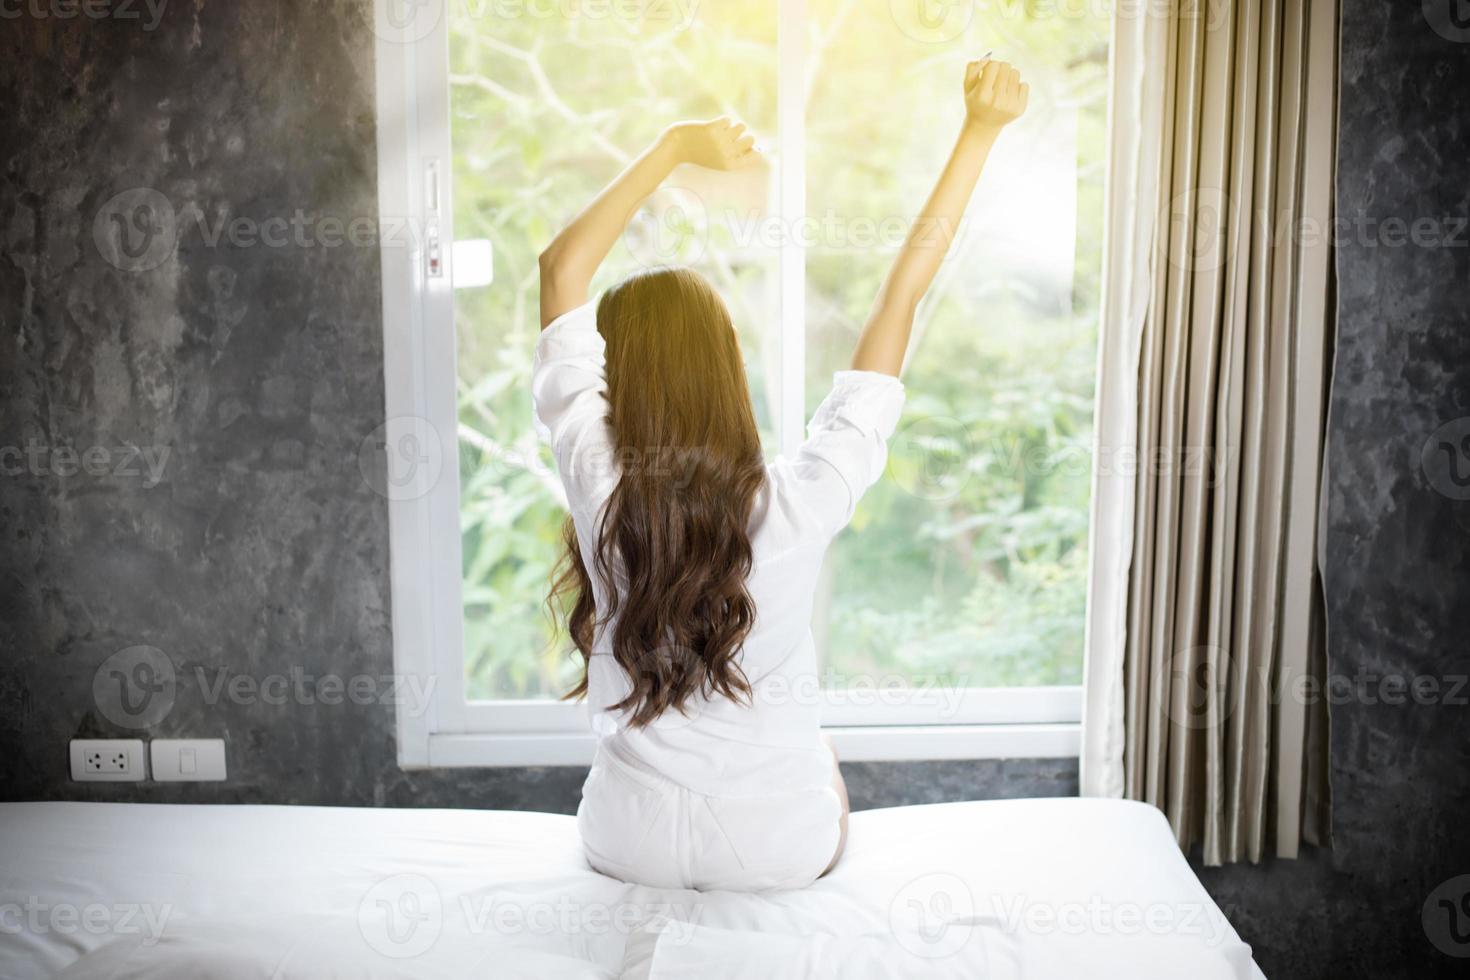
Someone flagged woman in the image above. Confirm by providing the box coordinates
[534,59,1028,891]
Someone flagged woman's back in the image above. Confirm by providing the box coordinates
[533,299,905,800]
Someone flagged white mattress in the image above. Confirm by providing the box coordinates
[0,798,1266,979]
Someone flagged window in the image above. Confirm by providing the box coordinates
[373,0,1107,766]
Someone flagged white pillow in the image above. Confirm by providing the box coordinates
[617,913,1261,980]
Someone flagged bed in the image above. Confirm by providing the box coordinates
[0,797,1265,979]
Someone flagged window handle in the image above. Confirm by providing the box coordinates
[425,158,441,214]
[425,224,443,280]
[424,159,443,279]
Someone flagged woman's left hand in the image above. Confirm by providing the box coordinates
[663,117,762,171]
[963,59,1029,132]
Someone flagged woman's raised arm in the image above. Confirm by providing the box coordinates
[849,59,1028,376]
[538,118,760,328]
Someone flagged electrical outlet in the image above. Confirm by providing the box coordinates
[70,739,147,782]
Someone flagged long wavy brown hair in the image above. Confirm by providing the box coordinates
[550,267,765,728]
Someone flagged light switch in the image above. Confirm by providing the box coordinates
[150,739,226,782]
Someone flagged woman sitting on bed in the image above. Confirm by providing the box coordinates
[533,58,1028,891]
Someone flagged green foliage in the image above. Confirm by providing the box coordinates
[449,1,1107,699]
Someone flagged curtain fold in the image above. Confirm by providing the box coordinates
[1081,0,1337,866]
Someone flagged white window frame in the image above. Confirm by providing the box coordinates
[373,0,1086,768]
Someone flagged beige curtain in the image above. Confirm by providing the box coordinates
[1081,0,1337,865]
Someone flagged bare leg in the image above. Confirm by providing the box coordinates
[819,733,850,877]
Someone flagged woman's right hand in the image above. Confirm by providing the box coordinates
[662,117,762,171]
[963,59,1029,132]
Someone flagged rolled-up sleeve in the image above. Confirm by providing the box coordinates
[790,370,906,539]
[531,301,619,515]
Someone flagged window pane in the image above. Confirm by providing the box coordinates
[450,5,778,700]
[804,2,1108,688]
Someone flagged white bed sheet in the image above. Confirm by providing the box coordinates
[0,797,1266,979]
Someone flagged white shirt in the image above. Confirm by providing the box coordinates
[532,300,906,799]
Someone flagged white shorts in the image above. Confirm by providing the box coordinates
[577,743,842,892]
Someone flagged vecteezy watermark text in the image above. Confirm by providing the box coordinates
[93,188,458,273]
[0,441,170,487]
[0,0,167,31]
[356,874,705,960]
[0,898,172,946]
[193,666,436,715]
[373,0,700,46]
[92,645,437,729]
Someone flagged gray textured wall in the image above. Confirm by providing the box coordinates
[1,0,405,806]
[1186,3,1470,979]
[2,2,1468,979]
